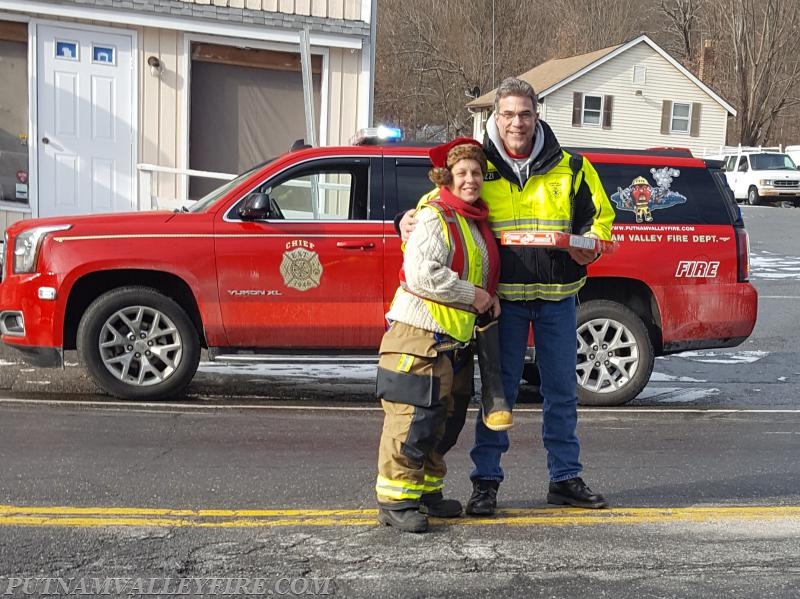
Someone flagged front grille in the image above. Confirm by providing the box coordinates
[774,180,800,188]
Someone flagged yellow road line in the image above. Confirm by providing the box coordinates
[1,505,799,528]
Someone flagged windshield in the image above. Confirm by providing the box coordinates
[750,153,797,171]
[185,161,272,212]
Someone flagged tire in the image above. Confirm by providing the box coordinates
[575,300,654,406]
[77,286,201,400]
[747,186,761,206]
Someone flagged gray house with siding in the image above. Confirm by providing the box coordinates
[468,35,735,156]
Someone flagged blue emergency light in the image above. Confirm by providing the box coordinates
[350,126,404,145]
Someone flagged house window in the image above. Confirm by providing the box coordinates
[582,95,602,126]
[573,92,613,129]
[633,65,646,85]
[671,102,691,133]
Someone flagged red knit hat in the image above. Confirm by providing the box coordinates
[429,137,483,168]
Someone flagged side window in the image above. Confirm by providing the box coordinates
[230,161,368,221]
[268,172,354,220]
[737,157,748,172]
[723,156,736,171]
[395,163,436,212]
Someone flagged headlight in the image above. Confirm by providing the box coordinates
[758,179,774,186]
[13,225,72,274]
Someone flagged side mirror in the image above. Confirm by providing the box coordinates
[239,193,284,220]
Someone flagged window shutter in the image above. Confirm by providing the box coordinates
[661,100,672,134]
[572,92,583,126]
[690,102,702,137]
[602,95,613,129]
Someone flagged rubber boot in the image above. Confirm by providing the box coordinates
[377,507,428,533]
[474,318,513,432]
[419,492,463,518]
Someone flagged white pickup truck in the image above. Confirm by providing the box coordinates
[717,148,800,206]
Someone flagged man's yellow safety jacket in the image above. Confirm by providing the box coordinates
[481,125,615,302]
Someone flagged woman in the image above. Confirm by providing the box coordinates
[374,137,509,533]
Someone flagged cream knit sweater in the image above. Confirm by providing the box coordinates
[386,205,491,334]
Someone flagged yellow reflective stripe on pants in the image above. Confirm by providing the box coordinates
[422,473,444,494]
[375,474,426,501]
[497,278,586,302]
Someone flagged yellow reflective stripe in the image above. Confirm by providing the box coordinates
[497,278,586,301]
[375,475,425,500]
[396,353,414,372]
[491,218,570,232]
[422,474,444,493]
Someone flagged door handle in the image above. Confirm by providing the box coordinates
[41,137,50,145]
[336,241,375,250]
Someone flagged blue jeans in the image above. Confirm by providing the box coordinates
[469,297,582,483]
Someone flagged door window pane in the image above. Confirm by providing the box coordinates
[268,172,353,220]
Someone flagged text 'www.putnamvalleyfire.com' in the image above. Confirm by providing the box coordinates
[1,576,334,596]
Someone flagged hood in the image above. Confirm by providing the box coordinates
[5,210,179,238]
[753,169,800,180]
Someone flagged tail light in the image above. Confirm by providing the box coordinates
[735,227,750,282]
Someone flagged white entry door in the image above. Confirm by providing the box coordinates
[36,24,135,217]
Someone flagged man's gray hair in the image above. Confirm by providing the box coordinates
[493,77,538,111]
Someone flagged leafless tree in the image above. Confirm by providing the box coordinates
[707,0,800,145]
[374,0,800,146]
[659,0,702,65]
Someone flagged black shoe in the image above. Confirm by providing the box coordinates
[378,507,428,532]
[465,479,499,516]
[547,477,608,509]
[419,492,463,518]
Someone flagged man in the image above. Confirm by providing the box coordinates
[399,77,615,515]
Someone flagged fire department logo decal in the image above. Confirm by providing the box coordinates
[610,167,688,223]
[280,248,323,291]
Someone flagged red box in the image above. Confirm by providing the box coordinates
[500,230,617,253]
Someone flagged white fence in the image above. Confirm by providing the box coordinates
[136,164,236,211]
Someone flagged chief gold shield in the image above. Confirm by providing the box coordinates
[280,247,323,291]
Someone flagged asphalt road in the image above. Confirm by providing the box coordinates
[1,205,799,598]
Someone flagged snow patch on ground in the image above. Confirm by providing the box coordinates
[750,250,800,279]
[197,361,377,379]
[637,387,720,403]
[649,372,707,383]
[673,350,768,364]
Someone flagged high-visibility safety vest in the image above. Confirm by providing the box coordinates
[481,151,614,301]
[398,196,484,342]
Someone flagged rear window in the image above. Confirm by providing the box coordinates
[393,156,732,226]
[593,162,731,225]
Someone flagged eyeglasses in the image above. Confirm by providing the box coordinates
[497,111,535,122]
